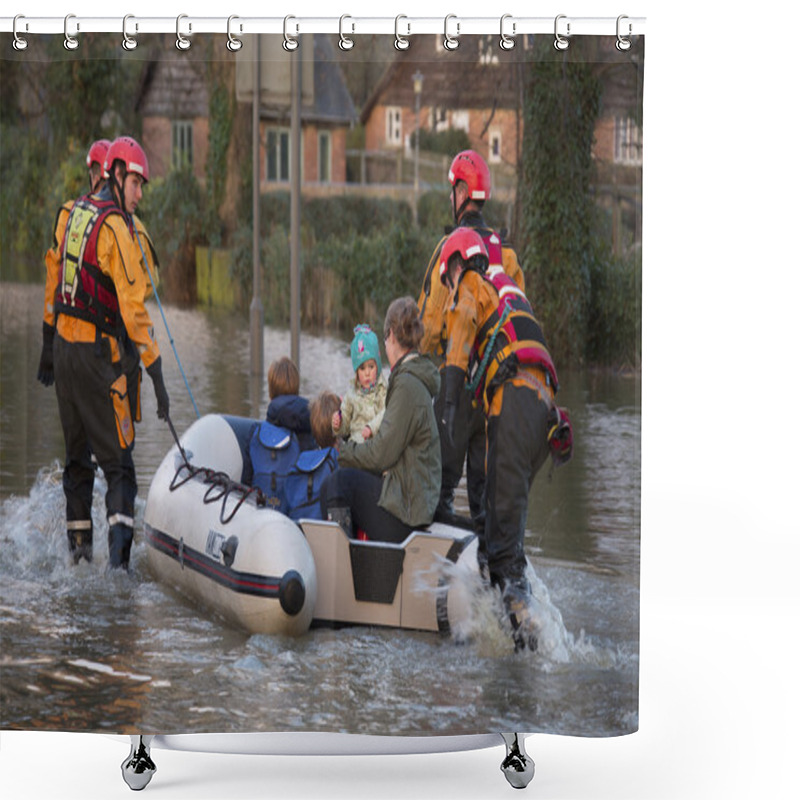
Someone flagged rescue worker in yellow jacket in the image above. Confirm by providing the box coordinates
[438,228,563,652]
[39,139,160,391]
[417,149,525,530]
[52,135,169,570]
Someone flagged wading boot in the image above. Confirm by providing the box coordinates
[326,506,353,538]
[67,525,93,565]
[503,580,539,653]
[108,523,134,571]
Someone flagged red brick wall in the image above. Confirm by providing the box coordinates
[141,117,171,180]
[141,116,207,182]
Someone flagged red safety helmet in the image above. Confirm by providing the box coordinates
[104,136,149,183]
[439,228,489,286]
[86,139,111,169]
[448,150,491,202]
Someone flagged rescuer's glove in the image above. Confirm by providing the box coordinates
[146,357,170,421]
[37,322,56,387]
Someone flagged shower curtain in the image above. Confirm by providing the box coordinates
[0,20,643,744]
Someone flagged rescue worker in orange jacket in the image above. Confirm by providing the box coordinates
[38,139,160,391]
[438,228,562,652]
[417,149,525,531]
[52,135,169,569]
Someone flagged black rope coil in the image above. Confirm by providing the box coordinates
[169,461,267,524]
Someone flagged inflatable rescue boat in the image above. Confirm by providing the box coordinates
[143,414,479,637]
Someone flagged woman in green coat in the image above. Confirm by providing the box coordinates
[321,296,442,543]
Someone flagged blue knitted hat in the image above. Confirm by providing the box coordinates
[350,324,382,375]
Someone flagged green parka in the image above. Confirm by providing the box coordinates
[338,351,441,528]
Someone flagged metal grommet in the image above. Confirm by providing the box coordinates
[283,15,298,51]
[339,15,354,51]
[227,15,242,52]
[554,14,570,51]
[443,14,460,51]
[122,15,138,51]
[394,15,410,51]
[176,14,191,51]
[616,15,632,51]
[12,15,28,51]
[499,14,516,51]
[64,14,79,51]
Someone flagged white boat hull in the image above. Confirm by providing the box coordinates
[143,414,477,637]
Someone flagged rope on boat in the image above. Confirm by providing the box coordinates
[165,413,266,523]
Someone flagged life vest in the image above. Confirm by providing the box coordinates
[55,194,125,336]
[466,266,559,402]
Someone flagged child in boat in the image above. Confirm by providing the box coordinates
[332,324,387,444]
[265,356,315,450]
[310,390,341,449]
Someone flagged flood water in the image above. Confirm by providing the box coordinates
[1,283,640,738]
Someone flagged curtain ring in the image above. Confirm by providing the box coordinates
[499,14,516,50]
[283,15,299,51]
[227,15,242,52]
[64,14,79,51]
[394,15,410,51]
[443,14,460,51]
[554,14,570,51]
[176,14,191,51]
[339,15,355,51]
[616,15,632,51]
[12,15,28,51]
[122,15,138,51]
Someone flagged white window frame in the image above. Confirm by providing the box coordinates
[451,110,470,134]
[614,116,643,165]
[478,36,499,65]
[171,121,193,170]
[266,127,291,182]
[488,130,502,164]
[385,106,403,147]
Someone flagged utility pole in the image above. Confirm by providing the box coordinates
[289,38,302,368]
[250,36,264,386]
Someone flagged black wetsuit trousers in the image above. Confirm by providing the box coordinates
[483,382,550,589]
[434,384,486,525]
[320,467,413,544]
[53,335,138,536]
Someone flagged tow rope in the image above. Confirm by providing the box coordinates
[129,216,201,419]
[164,413,266,524]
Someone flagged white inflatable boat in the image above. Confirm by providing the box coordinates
[143,414,479,637]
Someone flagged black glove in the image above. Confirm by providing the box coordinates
[440,366,466,448]
[37,322,56,387]
[146,356,170,421]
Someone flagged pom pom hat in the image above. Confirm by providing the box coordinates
[350,324,382,375]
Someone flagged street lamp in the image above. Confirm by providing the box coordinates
[412,70,424,223]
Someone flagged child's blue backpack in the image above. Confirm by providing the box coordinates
[249,421,301,514]
[285,447,338,522]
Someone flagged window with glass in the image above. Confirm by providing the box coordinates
[489,131,502,164]
[318,132,331,183]
[386,107,402,147]
[171,121,193,170]
[267,128,291,182]
[614,117,643,165]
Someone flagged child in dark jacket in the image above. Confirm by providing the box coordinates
[265,356,315,451]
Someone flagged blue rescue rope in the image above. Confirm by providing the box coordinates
[130,219,201,419]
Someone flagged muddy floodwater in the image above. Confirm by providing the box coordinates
[1,283,640,737]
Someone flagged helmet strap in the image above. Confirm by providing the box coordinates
[110,164,128,213]
[452,184,470,224]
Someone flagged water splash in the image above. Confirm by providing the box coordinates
[420,549,619,669]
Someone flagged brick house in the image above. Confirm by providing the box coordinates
[135,35,357,188]
[359,35,643,183]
